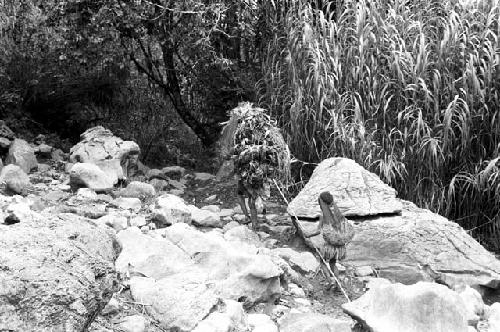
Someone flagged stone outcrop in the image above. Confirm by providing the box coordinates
[299,200,500,289]
[5,138,38,174]
[0,207,120,331]
[116,224,282,331]
[342,282,469,332]
[288,158,402,218]
[69,126,140,181]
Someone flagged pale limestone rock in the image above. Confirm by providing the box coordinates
[6,139,38,174]
[70,163,115,191]
[288,158,402,218]
[342,281,468,332]
[0,164,30,195]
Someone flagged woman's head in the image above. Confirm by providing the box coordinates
[319,191,333,205]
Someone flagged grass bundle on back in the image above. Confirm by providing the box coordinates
[220,102,291,190]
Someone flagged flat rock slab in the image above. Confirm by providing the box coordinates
[298,201,500,289]
[342,282,468,332]
[288,158,402,218]
[0,211,119,331]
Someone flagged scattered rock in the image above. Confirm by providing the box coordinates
[6,138,38,174]
[342,281,468,332]
[202,204,221,213]
[130,215,147,228]
[0,213,119,331]
[149,178,169,192]
[0,164,30,195]
[194,172,215,181]
[288,157,402,218]
[0,137,11,149]
[34,143,53,158]
[76,188,98,200]
[455,285,484,325]
[248,313,278,332]
[279,313,352,332]
[70,163,115,191]
[204,194,218,203]
[102,298,120,316]
[192,300,246,332]
[486,302,500,332]
[113,197,142,212]
[97,214,129,231]
[0,120,15,139]
[162,166,185,180]
[116,315,147,332]
[152,194,191,227]
[189,205,224,228]
[272,248,319,274]
[355,266,374,277]
[119,181,156,199]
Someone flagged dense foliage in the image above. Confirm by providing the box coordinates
[259,0,500,250]
[1,0,500,249]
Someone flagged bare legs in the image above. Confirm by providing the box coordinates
[237,193,259,231]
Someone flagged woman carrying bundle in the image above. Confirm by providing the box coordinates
[304,191,355,277]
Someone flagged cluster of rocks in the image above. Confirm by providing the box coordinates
[3,125,500,332]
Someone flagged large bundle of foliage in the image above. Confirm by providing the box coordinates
[258,0,500,250]
[220,102,291,190]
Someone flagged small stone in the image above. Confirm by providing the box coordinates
[162,166,185,179]
[223,221,240,233]
[169,189,184,196]
[248,313,278,332]
[189,205,224,228]
[294,298,311,306]
[0,164,30,195]
[69,163,115,191]
[218,208,234,218]
[233,214,247,223]
[204,195,217,203]
[201,205,221,213]
[149,178,169,192]
[97,214,128,231]
[119,181,156,199]
[130,215,147,228]
[113,197,142,212]
[37,163,51,173]
[0,137,11,149]
[102,298,120,315]
[6,139,38,174]
[116,315,146,332]
[194,172,215,181]
[289,283,306,297]
[76,188,98,200]
[355,265,374,277]
[486,302,500,332]
[455,285,484,325]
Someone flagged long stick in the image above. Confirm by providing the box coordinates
[272,179,351,302]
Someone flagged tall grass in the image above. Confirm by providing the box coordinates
[258,0,500,250]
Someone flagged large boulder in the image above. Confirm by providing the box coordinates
[299,201,500,288]
[69,126,140,180]
[116,224,282,331]
[342,282,469,332]
[70,163,116,191]
[5,138,38,174]
[0,164,30,195]
[288,158,402,218]
[0,211,120,331]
